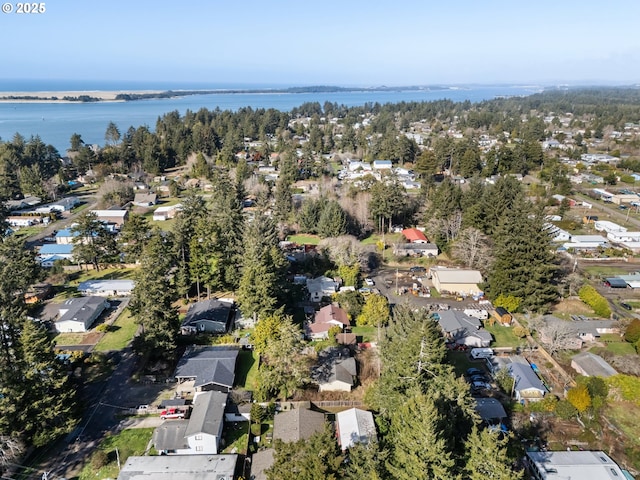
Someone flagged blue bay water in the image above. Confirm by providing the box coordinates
[0,84,542,154]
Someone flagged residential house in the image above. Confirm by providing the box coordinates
[571,352,617,378]
[273,408,326,443]
[401,228,428,243]
[90,209,129,228]
[306,276,339,302]
[7,216,41,227]
[153,203,183,221]
[430,267,483,296]
[173,346,239,395]
[132,193,158,207]
[312,347,357,392]
[542,315,619,345]
[77,279,135,297]
[508,361,547,402]
[38,243,74,265]
[594,220,626,233]
[372,160,392,170]
[180,299,235,335]
[525,451,627,480]
[48,196,80,212]
[392,242,438,257]
[50,296,109,333]
[436,310,492,348]
[563,235,608,251]
[117,454,237,480]
[153,391,227,455]
[616,272,640,289]
[250,448,275,480]
[335,408,377,450]
[307,304,350,340]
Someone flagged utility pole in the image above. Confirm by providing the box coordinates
[116,447,121,471]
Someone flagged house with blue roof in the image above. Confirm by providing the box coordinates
[39,244,74,266]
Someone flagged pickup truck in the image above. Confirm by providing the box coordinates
[160,408,186,420]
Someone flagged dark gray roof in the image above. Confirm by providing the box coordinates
[173,346,239,389]
[474,398,507,423]
[273,409,325,443]
[250,448,275,480]
[312,348,356,386]
[437,310,482,334]
[185,391,227,438]
[56,296,107,325]
[181,299,234,332]
[153,420,189,451]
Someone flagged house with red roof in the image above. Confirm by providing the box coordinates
[402,228,428,243]
[307,304,350,340]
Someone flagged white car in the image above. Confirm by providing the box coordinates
[364,278,375,286]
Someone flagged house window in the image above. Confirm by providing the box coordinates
[195,435,203,440]
[196,446,203,452]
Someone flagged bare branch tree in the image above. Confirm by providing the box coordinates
[452,227,493,272]
[0,435,24,468]
[538,319,580,355]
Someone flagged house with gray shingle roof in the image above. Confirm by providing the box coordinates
[174,346,239,395]
[273,408,326,443]
[117,454,237,480]
[52,296,109,333]
[312,347,357,392]
[180,299,235,335]
[153,391,227,455]
[436,310,492,348]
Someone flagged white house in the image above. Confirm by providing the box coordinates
[508,361,547,402]
[77,279,135,296]
[372,160,392,170]
[53,296,109,333]
[594,220,626,233]
[607,231,640,243]
[117,455,237,480]
[563,235,607,251]
[336,408,377,450]
[306,276,339,302]
[153,391,227,455]
[153,203,183,221]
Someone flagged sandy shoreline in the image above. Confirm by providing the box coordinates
[0,90,164,103]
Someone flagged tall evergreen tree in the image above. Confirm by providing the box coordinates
[486,203,559,311]
[237,213,287,318]
[463,427,524,480]
[130,231,180,357]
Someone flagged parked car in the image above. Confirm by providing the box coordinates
[621,302,632,311]
[160,408,186,419]
[409,266,426,274]
[364,278,375,286]
[466,368,484,377]
[471,381,491,390]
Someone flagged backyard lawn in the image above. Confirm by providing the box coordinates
[484,323,524,348]
[286,234,321,245]
[351,326,378,343]
[591,334,637,356]
[235,350,260,390]
[79,428,154,480]
[94,308,139,351]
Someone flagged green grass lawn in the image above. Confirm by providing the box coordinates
[235,350,260,390]
[360,232,402,245]
[351,325,378,343]
[223,421,250,454]
[581,265,630,277]
[66,266,138,286]
[79,428,154,480]
[484,323,524,348]
[94,308,138,351]
[287,234,321,245]
[446,350,476,377]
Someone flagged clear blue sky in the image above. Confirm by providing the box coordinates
[2,0,639,87]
